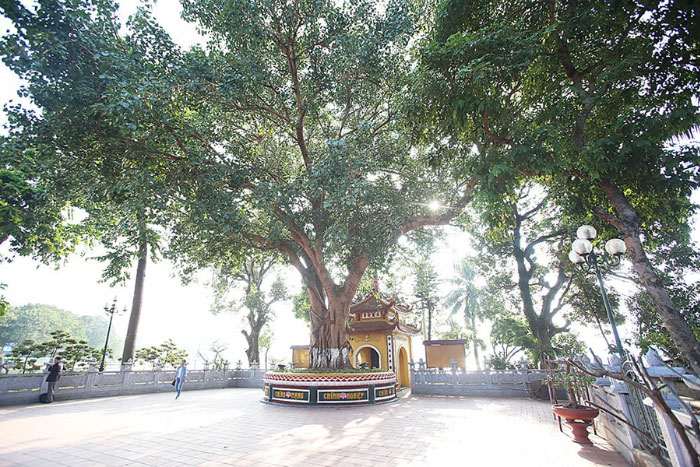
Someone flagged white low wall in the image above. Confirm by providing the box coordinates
[411,366,547,397]
[0,367,266,406]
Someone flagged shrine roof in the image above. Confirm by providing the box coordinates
[423,339,469,345]
[350,292,411,314]
[397,322,421,335]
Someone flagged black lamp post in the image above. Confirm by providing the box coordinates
[100,298,125,372]
[568,225,627,356]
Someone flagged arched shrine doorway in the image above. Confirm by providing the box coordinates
[356,345,381,369]
[398,347,410,388]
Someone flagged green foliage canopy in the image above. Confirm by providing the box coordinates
[0,303,123,352]
[0,0,479,368]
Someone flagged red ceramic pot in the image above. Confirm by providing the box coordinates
[552,405,599,444]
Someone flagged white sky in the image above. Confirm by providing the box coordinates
[1,1,698,370]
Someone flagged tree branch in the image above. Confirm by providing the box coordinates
[400,178,477,233]
[592,206,625,231]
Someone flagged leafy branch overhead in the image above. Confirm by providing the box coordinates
[0,0,481,368]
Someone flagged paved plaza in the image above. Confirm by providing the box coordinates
[0,388,626,466]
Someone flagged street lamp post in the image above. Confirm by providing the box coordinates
[100,298,125,372]
[568,225,627,356]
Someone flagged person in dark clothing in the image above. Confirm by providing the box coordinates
[45,357,63,403]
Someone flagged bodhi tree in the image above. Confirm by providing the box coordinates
[425,1,700,374]
[173,0,479,368]
[1,0,479,369]
[152,0,479,368]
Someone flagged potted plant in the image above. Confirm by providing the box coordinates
[550,361,599,444]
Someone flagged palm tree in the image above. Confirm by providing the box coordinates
[445,259,485,369]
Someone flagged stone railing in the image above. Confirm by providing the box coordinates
[587,351,700,467]
[0,364,266,406]
[410,360,547,397]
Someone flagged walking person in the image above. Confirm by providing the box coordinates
[174,359,187,399]
[45,357,63,403]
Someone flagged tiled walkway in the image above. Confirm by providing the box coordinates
[0,389,626,466]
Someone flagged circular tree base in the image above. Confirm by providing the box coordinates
[262,371,398,406]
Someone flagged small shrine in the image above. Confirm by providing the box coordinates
[290,345,310,368]
[347,280,421,388]
[288,280,421,389]
[423,339,468,370]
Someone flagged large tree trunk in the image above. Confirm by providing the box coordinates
[512,220,562,364]
[538,326,554,361]
[308,292,352,369]
[244,325,261,365]
[599,181,700,376]
[427,305,433,341]
[121,235,147,365]
[514,251,541,333]
[285,246,367,370]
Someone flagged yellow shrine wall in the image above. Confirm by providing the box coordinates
[290,329,416,389]
[349,333,387,369]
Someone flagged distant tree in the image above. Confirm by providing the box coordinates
[0,304,84,347]
[440,316,467,340]
[445,259,487,369]
[6,330,101,372]
[135,339,188,369]
[61,339,102,371]
[135,346,162,368]
[6,339,43,373]
[489,314,535,369]
[564,273,624,353]
[41,330,75,360]
[552,333,586,360]
[0,304,124,354]
[259,328,273,370]
[198,341,228,370]
[78,315,124,354]
[466,184,620,364]
[156,339,188,368]
[413,258,440,342]
[210,257,287,366]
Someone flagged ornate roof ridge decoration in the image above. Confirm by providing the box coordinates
[349,287,421,336]
[351,291,412,313]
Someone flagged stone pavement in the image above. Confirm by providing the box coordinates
[0,388,626,466]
